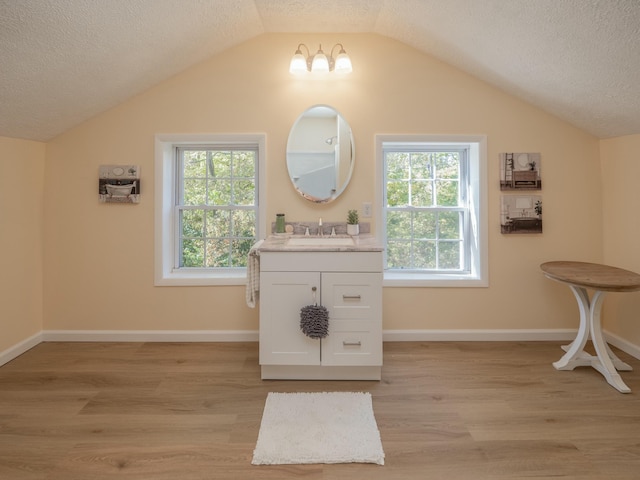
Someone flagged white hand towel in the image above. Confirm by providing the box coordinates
[246,239,263,308]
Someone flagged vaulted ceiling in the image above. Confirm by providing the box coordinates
[2,0,639,141]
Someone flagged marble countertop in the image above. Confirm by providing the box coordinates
[258,234,383,253]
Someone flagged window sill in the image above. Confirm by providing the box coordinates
[155,268,247,287]
[383,271,488,288]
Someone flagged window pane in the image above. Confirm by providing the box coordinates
[411,180,433,206]
[210,151,231,177]
[383,145,471,274]
[413,211,437,238]
[207,179,232,205]
[411,153,432,179]
[438,212,461,239]
[183,179,206,205]
[206,239,230,267]
[386,152,410,180]
[183,151,207,177]
[232,210,256,237]
[233,151,256,177]
[387,211,411,239]
[177,145,258,272]
[233,179,255,205]
[439,241,461,269]
[436,179,459,206]
[231,239,253,267]
[387,180,409,207]
[181,210,204,238]
[414,240,436,269]
[205,210,230,237]
[435,152,459,179]
[182,239,204,267]
[386,240,411,269]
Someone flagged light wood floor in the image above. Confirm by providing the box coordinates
[2,341,640,479]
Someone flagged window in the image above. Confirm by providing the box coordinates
[376,135,488,287]
[155,134,266,286]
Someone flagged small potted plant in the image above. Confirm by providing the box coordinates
[347,209,359,236]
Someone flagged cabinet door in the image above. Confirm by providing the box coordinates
[259,271,320,366]
[320,272,382,366]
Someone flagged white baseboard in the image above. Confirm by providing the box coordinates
[2,328,638,368]
[382,329,578,342]
[604,330,640,360]
[41,330,260,343]
[0,332,42,367]
[42,328,577,344]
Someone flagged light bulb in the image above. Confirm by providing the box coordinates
[311,46,329,73]
[289,50,308,74]
[334,50,352,74]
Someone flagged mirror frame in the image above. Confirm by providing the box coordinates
[286,104,355,203]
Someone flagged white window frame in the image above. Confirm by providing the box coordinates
[376,134,488,287]
[155,134,266,286]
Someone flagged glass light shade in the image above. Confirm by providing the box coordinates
[311,50,329,73]
[334,51,352,74]
[289,52,308,74]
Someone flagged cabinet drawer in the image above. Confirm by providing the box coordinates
[322,272,381,320]
[322,321,381,366]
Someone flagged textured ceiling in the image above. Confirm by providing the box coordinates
[1,0,639,141]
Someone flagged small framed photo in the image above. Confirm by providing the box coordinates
[99,165,140,204]
[500,152,541,190]
[501,195,542,234]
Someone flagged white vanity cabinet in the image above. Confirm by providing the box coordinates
[259,250,383,380]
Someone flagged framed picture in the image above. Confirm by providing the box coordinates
[500,152,541,190]
[99,165,141,204]
[501,195,542,234]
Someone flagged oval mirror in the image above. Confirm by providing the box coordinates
[286,105,355,203]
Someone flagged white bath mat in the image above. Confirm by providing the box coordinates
[252,392,385,465]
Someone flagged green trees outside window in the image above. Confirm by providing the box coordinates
[178,148,257,269]
[384,150,466,271]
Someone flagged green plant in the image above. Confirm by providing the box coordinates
[347,209,359,225]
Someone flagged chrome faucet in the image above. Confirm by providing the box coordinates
[318,217,323,237]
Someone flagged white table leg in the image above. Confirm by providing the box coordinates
[553,286,591,370]
[589,291,631,393]
[553,287,632,393]
[604,342,633,371]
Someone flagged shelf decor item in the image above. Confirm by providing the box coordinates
[347,209,359,236]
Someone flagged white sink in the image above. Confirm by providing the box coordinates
[286,236,355,247]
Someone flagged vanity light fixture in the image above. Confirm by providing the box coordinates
[289,43,352,75]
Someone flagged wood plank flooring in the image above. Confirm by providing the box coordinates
[2,341,640,479]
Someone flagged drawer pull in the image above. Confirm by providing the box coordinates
[343,340,362,346]
[342,295,362,300]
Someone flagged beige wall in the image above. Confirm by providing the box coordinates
[42,33,604,335]
[600,134,640,346]
[0,137,45,352]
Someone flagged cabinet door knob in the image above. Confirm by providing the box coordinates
[343,340,362,346]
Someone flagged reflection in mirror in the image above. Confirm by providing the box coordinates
[286,105,354,203]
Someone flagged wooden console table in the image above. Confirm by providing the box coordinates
[540,261,640,393]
